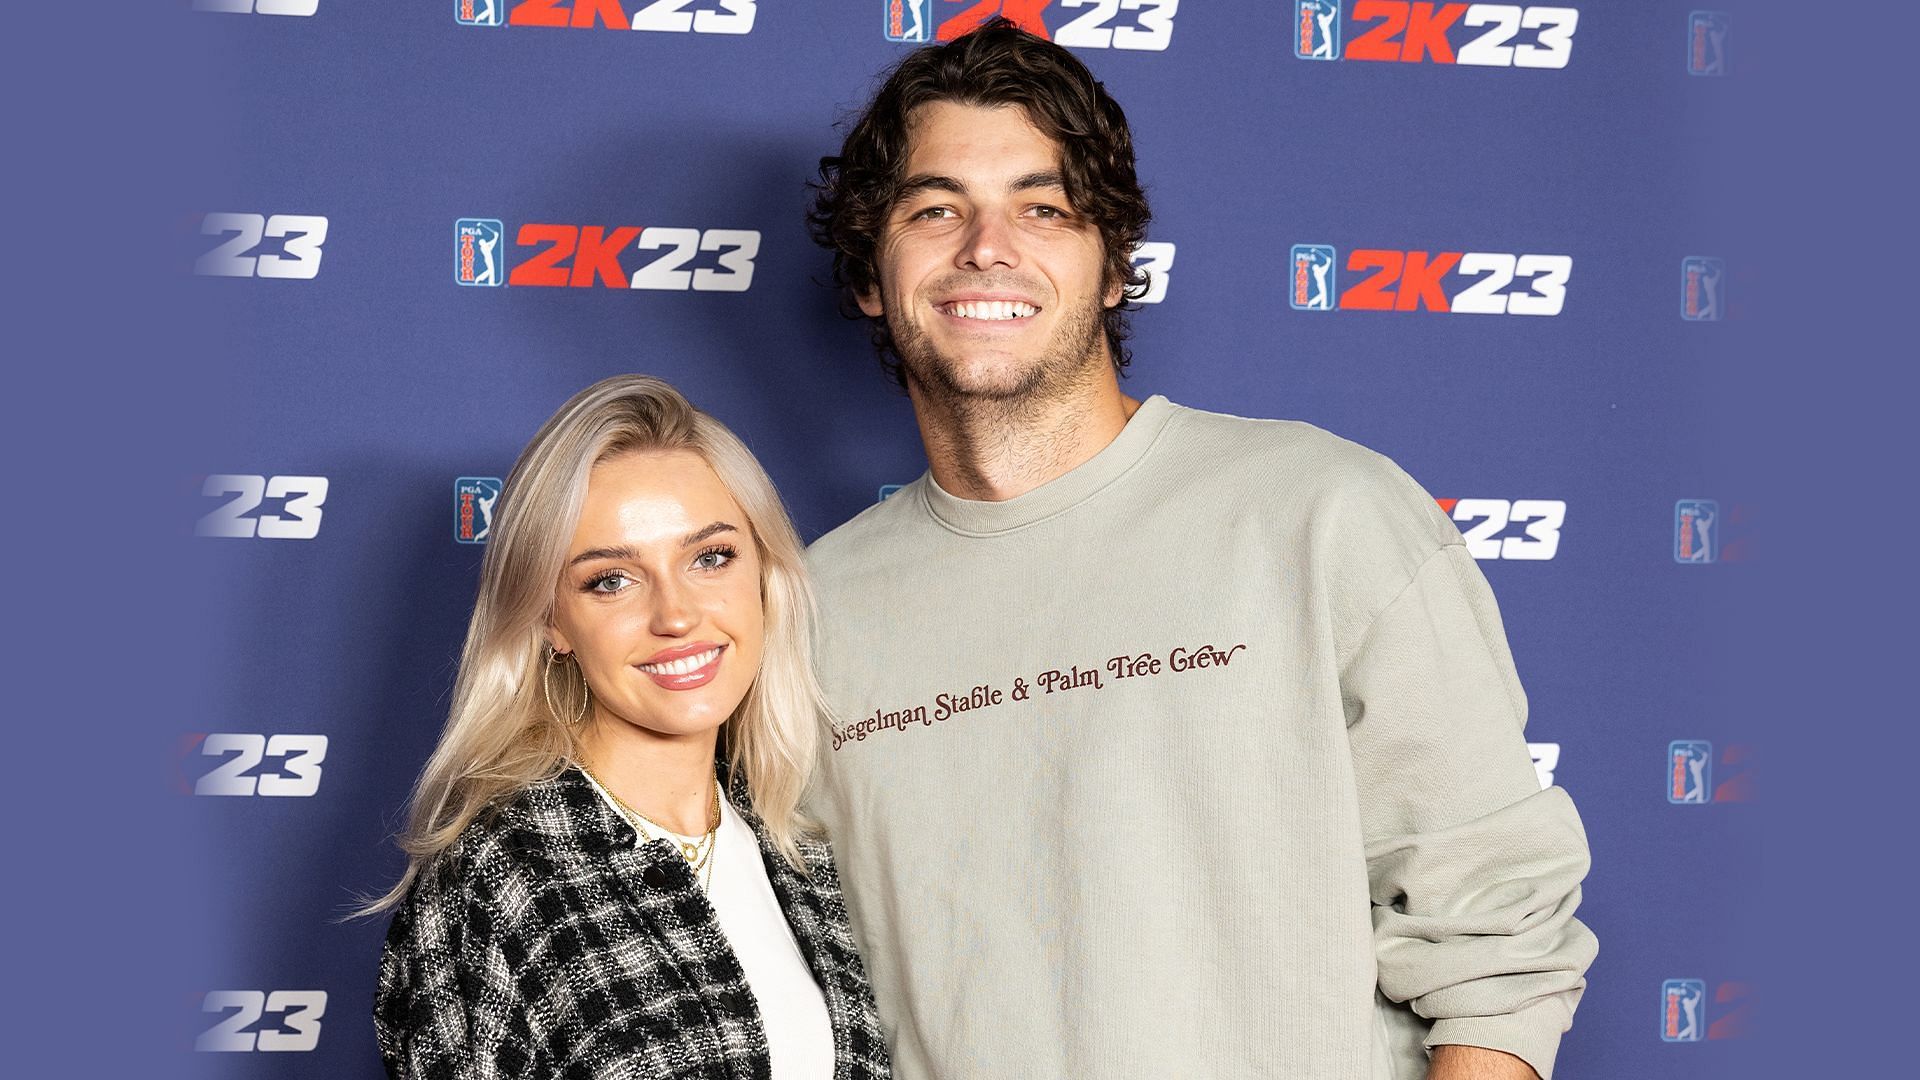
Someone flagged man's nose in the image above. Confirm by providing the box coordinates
[958,211,1019,272]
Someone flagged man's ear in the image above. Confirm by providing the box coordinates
[856,284,886,319]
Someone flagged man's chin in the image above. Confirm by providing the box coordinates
[909,360,1047,402]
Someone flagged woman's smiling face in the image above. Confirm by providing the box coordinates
[548,449,765,745]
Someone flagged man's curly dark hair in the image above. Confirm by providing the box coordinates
[808,18,1153,389]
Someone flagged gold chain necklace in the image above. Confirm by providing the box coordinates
[578,765,721,885]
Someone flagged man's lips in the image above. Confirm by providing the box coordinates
[636,643,726,690]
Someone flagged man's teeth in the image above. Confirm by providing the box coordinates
[948,300,1036,321]
[639,648,720,676]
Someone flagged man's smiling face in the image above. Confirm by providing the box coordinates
[860,101,1122,402]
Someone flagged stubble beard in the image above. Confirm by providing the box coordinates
[890,290,1111,422]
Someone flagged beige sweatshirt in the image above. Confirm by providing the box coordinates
[806,395,1596,1079]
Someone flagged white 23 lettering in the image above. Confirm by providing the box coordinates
[193,734,329,797]
[196,475,329,540]
[1450,499,1565,560]
[193,0,319,15]
[1054,0,1180,52]
[196,991,327,1052]
[196,214,329,280]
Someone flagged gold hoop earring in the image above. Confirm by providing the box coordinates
[543,647,590,725]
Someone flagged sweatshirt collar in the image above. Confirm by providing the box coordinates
[918,394,1175,536]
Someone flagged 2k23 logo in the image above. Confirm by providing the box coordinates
[193,0,318,14]
[198,991,327,1052]
[189,734,328,797]
[886,1,1179,52]
[196,214,328,280]
[196,475,329,540]
[456,219,759,291]
[1296,2,1578,68]
[1436,498,1564,560]
[1291,244,1572,315]
[458,0,756,33]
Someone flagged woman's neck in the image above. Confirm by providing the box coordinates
[576,717,721,836]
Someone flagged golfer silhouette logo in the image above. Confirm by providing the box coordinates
[456,0,504,27]
[1290,245,1338,311]
[1666,741,1712,805]
[1296,1,1341,60]
[884,0,931,43]
[455,220,505,288]
[455,477,504,544]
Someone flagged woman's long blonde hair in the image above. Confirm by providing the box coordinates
[362,375,825,914]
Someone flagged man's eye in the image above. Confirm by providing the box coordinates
[913,206,951,220]
[1031,205,1067,219]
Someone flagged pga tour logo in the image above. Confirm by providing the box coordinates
[455,0,504,25]
[1290,244,1337,310]
[1667,741,1711,804]
[456,220,505,286]
[1681,256,1723,321]
[1674,499,1717,563]
[1296,1,1340,58]
[1662,979,1707,1042]
[456,477,502,543]
[884,0,930,42]
[1688,11,1728,75]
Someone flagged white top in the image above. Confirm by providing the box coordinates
[584,773,835,1080]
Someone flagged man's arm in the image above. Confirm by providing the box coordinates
[1342,542,1598,1080]
[1428,1044,1539,1080]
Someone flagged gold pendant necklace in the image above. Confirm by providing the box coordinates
[579,765,721,872]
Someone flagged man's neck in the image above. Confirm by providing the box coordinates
[909,370,1142,503]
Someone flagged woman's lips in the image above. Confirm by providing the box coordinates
[636,644,725,691]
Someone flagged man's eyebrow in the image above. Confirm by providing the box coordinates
[896,174,966,201]
[564,523,739,568]
[1008,170,1066,193]
[894,171,1068,204]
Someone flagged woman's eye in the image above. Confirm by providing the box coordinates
[693,546,736,571]
[587,572,632,594]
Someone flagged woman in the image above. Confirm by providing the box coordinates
[366,375,889,1079]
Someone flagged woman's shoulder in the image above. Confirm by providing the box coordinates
[391,770,620,935]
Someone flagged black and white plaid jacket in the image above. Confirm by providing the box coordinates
[374,764,890,1080]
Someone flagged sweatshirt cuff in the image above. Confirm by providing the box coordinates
[1424,997,1574,1080]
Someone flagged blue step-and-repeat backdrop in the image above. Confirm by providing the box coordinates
[170,2,1763,1076]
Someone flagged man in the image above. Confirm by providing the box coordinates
[804,21,1596,1080]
